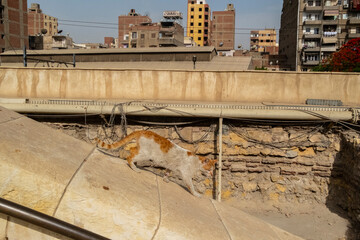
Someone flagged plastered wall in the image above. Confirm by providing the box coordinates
[0,67,360,105]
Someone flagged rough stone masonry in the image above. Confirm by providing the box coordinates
[44,119,359,230]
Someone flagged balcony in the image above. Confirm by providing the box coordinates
[159,37,175,45]
[323,5,340,10]
[304,20,322,25]
[303,33,321,38]
[321,46,337,52]
[303,60,320,65]
[322,19,338,24]
[303,46,321,52]
[348,33,360,38]
[322,37,337,44]
[304,6,323,11]
[349,18,360,24]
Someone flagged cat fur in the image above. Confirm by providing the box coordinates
[95,130,217,197]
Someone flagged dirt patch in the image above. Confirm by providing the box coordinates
[225,199,353,240]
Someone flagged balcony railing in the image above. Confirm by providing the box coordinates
[348,33,360,38]
[349,18,360,24]
[303,46,321,52]
[304,20,322,25]
[303,33,321,38]
[303,60,320,65]
[304,5,323,11]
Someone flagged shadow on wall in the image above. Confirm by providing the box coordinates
[326,133,360,240]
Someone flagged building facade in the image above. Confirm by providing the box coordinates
[128,21,184,48]
[0,0,28,52]
[186,0,211,46]
[118,9,152,48]
[280,0,360,71]
[28,3,58,36]
[250,29,277,52]
[211,4,235,51]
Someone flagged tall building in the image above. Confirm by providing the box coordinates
[186,0,211,46]
[279,0,360,71]
[211,4,235,51]
[0,0,28,52]
[128,21,184,48]
[28,3,58,36]
[250,29,277,52]
[118,9,152,48]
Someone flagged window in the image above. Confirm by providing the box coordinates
[191,7,194,11]
[205,15,208,20]
[308,0,314,6]
[205,7,209,12]
[342,14,348,19]
[190,30,193,33]
[198,22,202,26]
[306,28,311,32]
[151,33,156,38]
[191,15,194,19]
[191,1,194,4]
[190,22,194,26]
[140,34,145,39]
[132,32,137,39]
[198,30,202,33]
[204,29,208,34]
[199,8,202,11]
[205,22,208,27]
[199,15,202,19]
[198,37,202,40]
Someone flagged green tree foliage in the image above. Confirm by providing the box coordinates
[312,38,360,72]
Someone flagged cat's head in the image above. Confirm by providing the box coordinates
[199,156,217,176]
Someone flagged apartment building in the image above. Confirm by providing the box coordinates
[118,9,152,48]
[211,4,235,52]
[280,0,360,71]
[186,0,211,46]
[250,29,277,52]
[0,0,28,52]
[128,21,184,48]
[28,3,58,36]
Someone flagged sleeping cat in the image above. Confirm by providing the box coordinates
[95,130,217,197]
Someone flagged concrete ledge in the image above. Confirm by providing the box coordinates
[0,106,304,239]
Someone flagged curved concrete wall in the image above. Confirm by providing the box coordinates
[0,67,359,105]
[0,106,304,239]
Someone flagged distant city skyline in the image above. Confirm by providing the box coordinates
[27,0,283,50]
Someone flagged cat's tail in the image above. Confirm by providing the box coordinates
[95,131,142,149]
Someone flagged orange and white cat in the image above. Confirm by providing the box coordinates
[96,130,217,197]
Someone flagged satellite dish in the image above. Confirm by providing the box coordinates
[41,29,48,35]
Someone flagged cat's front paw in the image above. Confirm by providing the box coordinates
[192,192,202,198]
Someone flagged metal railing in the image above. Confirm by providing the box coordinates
[0,197,110,240]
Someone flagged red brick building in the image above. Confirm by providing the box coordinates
[104,37,115,48]
[118,9,151,48]
[211,4,235,51]
[0,0,28,52]
[28,3,58,37]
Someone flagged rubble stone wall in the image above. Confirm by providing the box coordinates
[46,121,344,205]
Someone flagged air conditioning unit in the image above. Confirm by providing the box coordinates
[343,4,349,8]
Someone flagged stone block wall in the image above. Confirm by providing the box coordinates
[45,120,344,205]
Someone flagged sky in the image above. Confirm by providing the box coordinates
[28,0,283,50]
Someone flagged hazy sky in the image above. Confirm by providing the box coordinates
[28,0,283,50]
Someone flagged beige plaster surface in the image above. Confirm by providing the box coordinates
[0,67,359,105]
[0,106,304,239]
